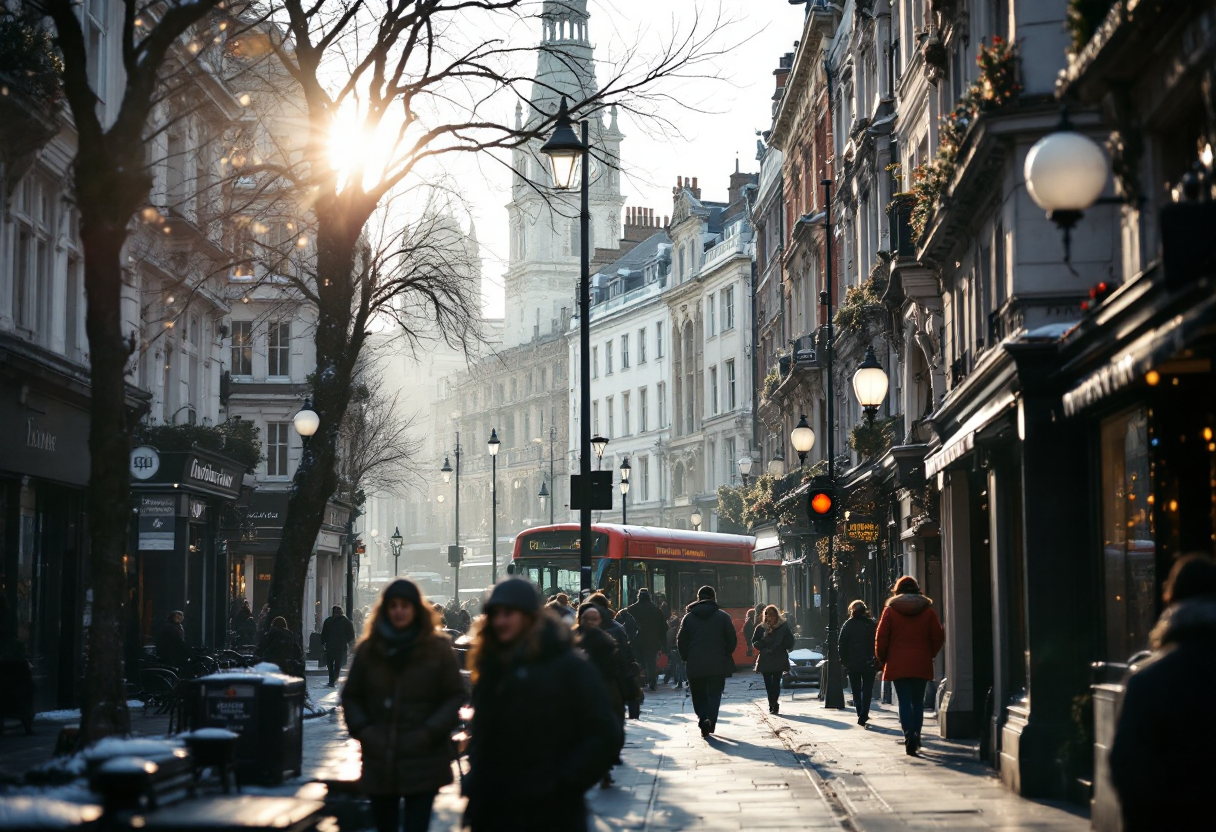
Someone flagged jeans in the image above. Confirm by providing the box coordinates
[326,648,347,686]
[688,676,726,728]
[668,652,686,685]
[369,793,437,832]
[847,666,876,722]
[892,678,928,738]
[761,672,782,709]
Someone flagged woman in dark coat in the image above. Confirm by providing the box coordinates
[838,599,879,726]
[464,579,620,831]
[341,579,464,832]
[751,605,795,715]
[575,604,631,787]
[1110,554,1216,831]
[876,576,945,755]
[255,617,304,676]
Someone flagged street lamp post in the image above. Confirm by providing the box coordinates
[820,177,845,710]
[768,451,785,477]
[852,346,890,425]
[791,415,815,467]
[738,455,754,487]
[389,526,403,577]
[619,457,631,525]
[293,398,320,446]
[690,509,703,532]
[441,433,461,605]
[542,97,594,596]
[488,429,501,582]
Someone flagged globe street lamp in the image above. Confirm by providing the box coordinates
[293,398,320,446]
[389,526,403,577]
[488,428,501,582]
[768,452,785,477]
[542,96,593,595]
[619,457,631,525]
[690,509,703,532]
[738,455,754,487]
[791,414,816,467]
[852,346,890,425]
[538,480,550,522]
[1024,111,1109,264]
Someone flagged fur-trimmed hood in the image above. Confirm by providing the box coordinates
[886,593,933,616]
[1150,596,1216,650]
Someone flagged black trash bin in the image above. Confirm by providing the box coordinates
[187,669,305,786]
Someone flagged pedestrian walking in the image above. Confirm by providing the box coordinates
[875,576,945,755]
[463,579,619,832]
[626,588,667,691]
[155,611,191,672]
[751,604,794,715]
[586,592,643,718]
[256,616,305,677]
[341,579,464,832]
[743,607,757,657]
[677,585,737,737]
[665,614,686,688]
[575,604,631,787]
[1110,554,1216,831]
[321,605,357,687]
[256,603,271,640]
[838,599,879,726]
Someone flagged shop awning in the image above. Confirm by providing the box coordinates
[1062,292,1216,417]
[925,391,1016,477]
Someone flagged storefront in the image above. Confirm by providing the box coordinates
[0,347,93,712]
[129,447,246,652]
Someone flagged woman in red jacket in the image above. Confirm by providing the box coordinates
[875,576,945,756]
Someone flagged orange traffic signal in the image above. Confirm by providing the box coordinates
[810,492,834,515]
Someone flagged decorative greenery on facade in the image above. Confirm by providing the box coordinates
[834,275,885,334]
[0,12,63,106]
[849,416,901,459]
[1066,0,1115,54]
[910,37,1021,242]
[761,366,781,402]
[716,470,807,531]
[135,418,265,471]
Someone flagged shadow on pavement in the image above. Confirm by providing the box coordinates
[773,712,853,731]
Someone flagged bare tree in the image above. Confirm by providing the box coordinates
[335,366,423,506]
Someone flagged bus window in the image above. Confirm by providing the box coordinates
[717,564,753,609]
[595,559,621,605]
[677,568,717,611]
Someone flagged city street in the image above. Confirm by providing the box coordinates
[297,675,1088,831]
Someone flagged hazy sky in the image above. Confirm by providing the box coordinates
[462,0,804,317]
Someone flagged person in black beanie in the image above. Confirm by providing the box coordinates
[677,585,737,737]
[463,579,619,831]
[341,579,464,832]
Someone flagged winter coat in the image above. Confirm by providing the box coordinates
[155,622,191,669]
[321,613,357,654]
[615,609,640,644]
[875,593,944,681]
[341,626,465,796]
[751,621,795,674]
[1110,596,1216,831]
[576,624,630,752]
[256,626,303,673]
[625,597,667,655]
[676,600,737,680]
[838,615,879,672]
[464,614,620,832]
[665,619,680,654]
[600,616,636,665]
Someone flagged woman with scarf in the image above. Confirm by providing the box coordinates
[340,579,464,832]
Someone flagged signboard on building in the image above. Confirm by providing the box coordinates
[845,515,881,544]
[139,495,177,551]
[129,446,161,480]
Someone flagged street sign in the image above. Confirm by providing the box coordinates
[130,446,161,480]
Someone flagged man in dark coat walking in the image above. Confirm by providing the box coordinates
[838,600,879,726]
[321,605,357,686]
[677,586,737,737]
[626,588,667,691]
[1111,554,1216,831]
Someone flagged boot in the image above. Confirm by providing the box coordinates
[772,701,779,715]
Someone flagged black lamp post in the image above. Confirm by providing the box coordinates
[488,429,501,582]
[440,434,461,605]
[293,398,319,446]
[619,457,631,525]
[820,177,845,711]
[542,96,593,596]
[389,526,403,577]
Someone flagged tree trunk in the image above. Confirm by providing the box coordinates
[79,212,135,742]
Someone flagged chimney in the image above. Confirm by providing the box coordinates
[623,205,659,243]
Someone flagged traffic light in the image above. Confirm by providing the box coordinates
[807,476,838,537]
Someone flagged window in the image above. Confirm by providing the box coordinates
[592,346,599,378]
[12,176,52,336]
[638,329,647,363]
[593,401,599,436]
[726,360,737,410]
[639,457,649,501]
[268,321,291,377]
[639,388,648,433]
[656,323,664,358]
[66,255,81,356]
[605,340,614,374]
[231,321,253,376]
[621,334,630,369]
[709,366,719,415]
[266,422,290,477]
[606,396,614,438]
[85,0,107,98]
[723,286,736,330]
[708,294,717,336]
[657,382,666,428]
[622,392,631,436]
[726,437,737,481]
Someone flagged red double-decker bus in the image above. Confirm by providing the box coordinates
[512,524,757,667]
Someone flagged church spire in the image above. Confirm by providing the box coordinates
[529,0,596,125]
